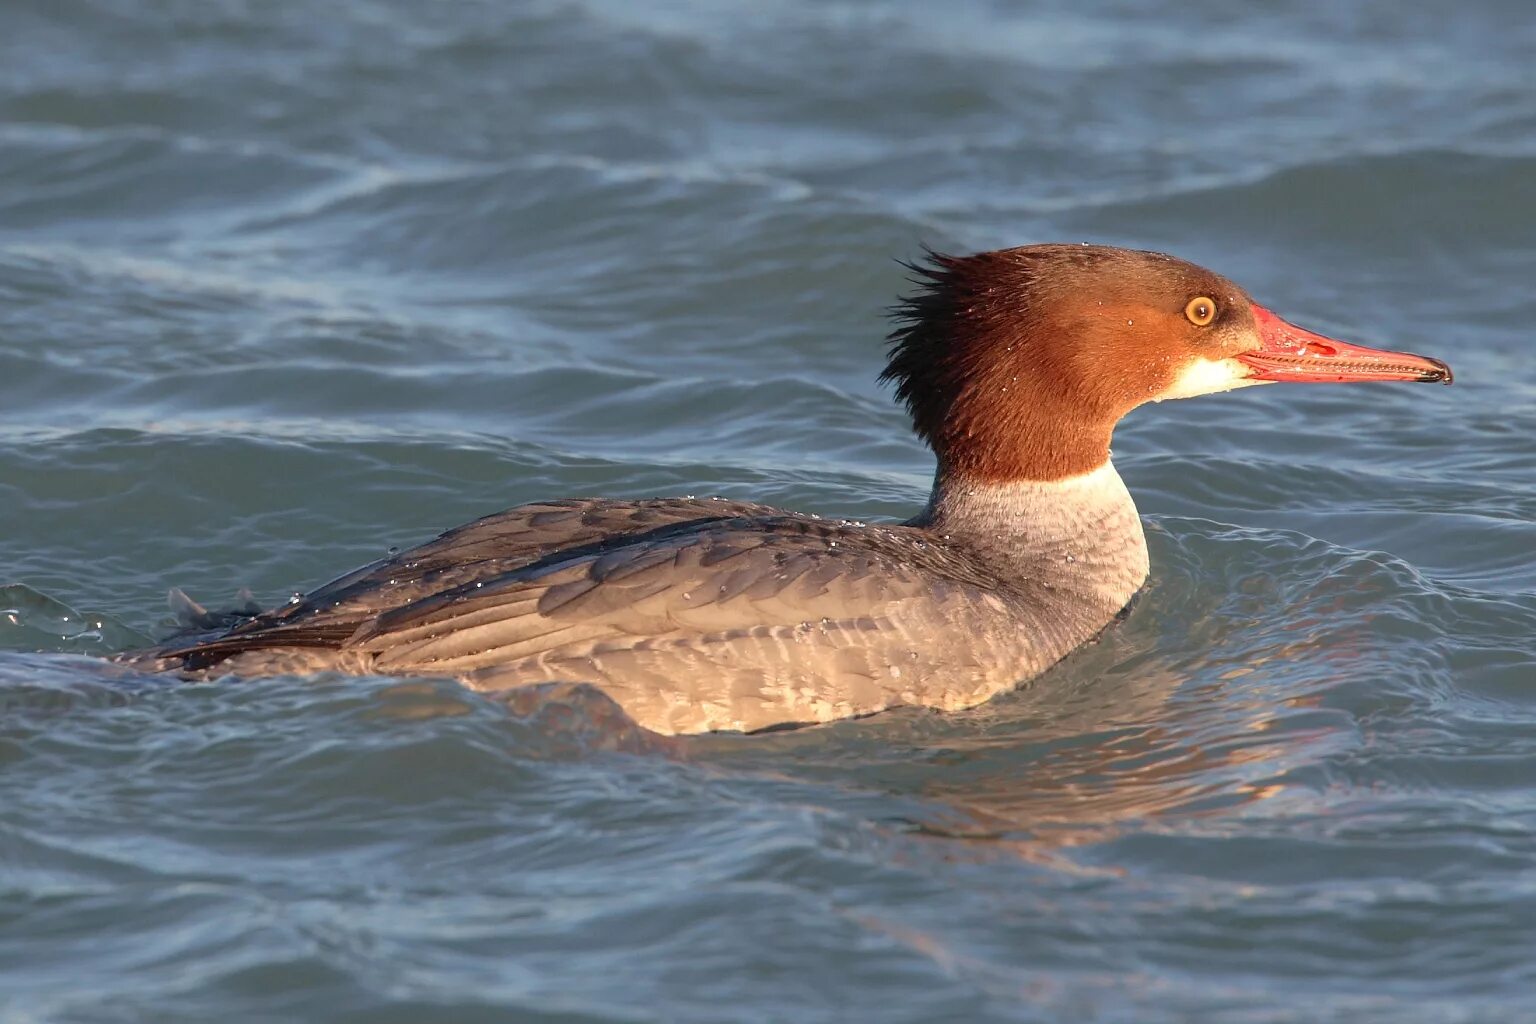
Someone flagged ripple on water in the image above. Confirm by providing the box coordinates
[3,0,1536,1020]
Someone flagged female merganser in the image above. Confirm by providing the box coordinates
[141,244,1452,734]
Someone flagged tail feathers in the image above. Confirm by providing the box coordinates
[167,587,262,631]
[158,588,358,670]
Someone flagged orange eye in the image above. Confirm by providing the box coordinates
[1185,296,1216,326]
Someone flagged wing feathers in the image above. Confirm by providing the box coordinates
[159,498,1006,686]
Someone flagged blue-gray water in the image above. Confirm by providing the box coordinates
[2,2,1534,1021]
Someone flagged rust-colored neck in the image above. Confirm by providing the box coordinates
[882,247,1131,483]
[936,386,1116,482]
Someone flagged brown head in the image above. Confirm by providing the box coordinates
[882,244,1451,483]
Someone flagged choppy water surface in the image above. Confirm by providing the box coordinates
[3,2,1535,1021]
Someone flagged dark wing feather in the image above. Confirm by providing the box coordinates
[159,497,784,664]
[349,514,987,676]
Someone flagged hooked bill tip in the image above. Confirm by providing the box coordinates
[1420,358,1454,385]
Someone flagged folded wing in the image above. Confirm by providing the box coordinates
[158,497,784,664]
[354,514,966,675]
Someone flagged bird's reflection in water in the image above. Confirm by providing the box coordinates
[369,678,686,758]
[896,662,1362,868]
[684,613,1369,870]
[360,595,1368,868]
[886,557,1397,862]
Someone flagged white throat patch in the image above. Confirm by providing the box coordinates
[1155,356,1270,402]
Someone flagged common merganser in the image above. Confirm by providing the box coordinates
[138,244,1452,734]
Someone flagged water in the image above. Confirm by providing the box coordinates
[2,1,1534,1020]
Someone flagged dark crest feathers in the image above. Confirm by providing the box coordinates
[880,246,1020,451]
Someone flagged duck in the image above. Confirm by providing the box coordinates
[136,244,1452,734]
